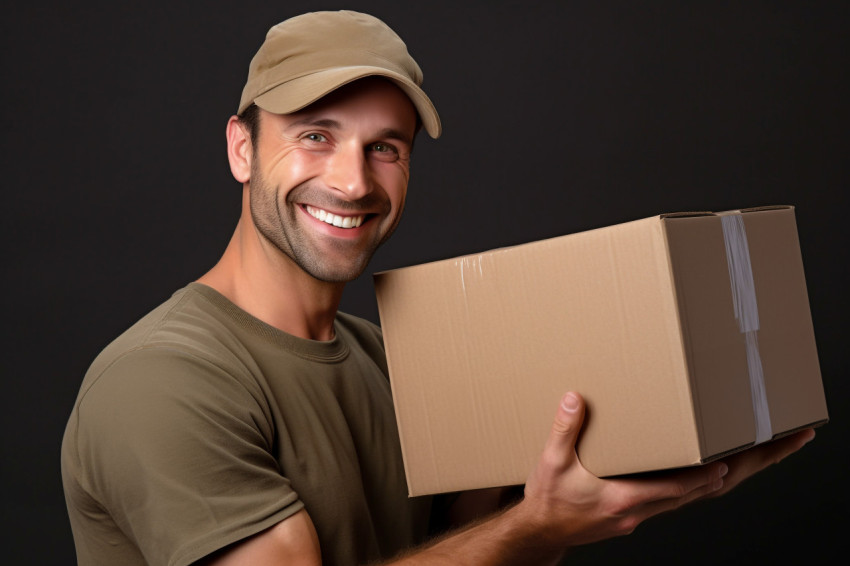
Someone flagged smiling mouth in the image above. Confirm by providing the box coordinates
[305,205,366,229]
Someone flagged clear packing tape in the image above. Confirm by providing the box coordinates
[720,212,773,444]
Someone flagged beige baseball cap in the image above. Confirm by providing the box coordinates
[238,10,441,138]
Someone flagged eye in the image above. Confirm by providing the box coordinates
[368,142,400,161]
[303,133,328,143]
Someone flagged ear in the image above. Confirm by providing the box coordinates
[226,115,252,184]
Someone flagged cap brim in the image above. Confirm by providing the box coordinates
[252,66,441,139]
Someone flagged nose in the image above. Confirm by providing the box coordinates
[325,142,373,200]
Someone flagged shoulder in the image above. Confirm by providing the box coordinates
[67,285,276,464]
[61,285,314,565]
[91,284,251,366]
[83,284,265,393]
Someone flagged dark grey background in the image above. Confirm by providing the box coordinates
[3,1,847,564]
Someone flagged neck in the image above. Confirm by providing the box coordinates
[198,209,345,342]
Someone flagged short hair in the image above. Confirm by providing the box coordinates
[237,103,261,148]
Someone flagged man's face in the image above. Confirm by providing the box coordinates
[247,78,418,283]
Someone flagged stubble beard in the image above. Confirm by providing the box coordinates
[248,160,402,284]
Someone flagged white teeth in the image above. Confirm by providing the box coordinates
[306,206,365,229]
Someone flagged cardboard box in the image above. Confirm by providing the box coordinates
[374,206,828,496]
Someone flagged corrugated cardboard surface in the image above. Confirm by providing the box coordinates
[375,206,828,496]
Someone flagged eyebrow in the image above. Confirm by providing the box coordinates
[285,117,342,130]
[375,127,414,147]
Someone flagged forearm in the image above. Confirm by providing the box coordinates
[437,486,523,530]
[388,500,564,566]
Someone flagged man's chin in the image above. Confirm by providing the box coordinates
[281,224,386,283]
[306,267,369,284]
[297,253,373,284]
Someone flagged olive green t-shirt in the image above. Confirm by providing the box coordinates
[61,283,431,566]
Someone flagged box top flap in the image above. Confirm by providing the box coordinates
[661,205,793,220]
[660,211,714,219]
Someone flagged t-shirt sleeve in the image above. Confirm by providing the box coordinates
[72,346,304,566]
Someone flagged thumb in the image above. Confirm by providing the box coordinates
[541,392,586,471]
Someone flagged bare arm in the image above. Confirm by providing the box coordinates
[437,486,521,528]
[198,509,322,566]
[202,391,814,566]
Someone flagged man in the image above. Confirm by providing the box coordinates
[61,10,814,566]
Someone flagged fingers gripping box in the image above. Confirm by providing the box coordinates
[374,206,828,496]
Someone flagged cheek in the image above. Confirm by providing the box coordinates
[379,165,410,210]
[280,156,312,182]
[264,148,322,189]
[389,184,408,218]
